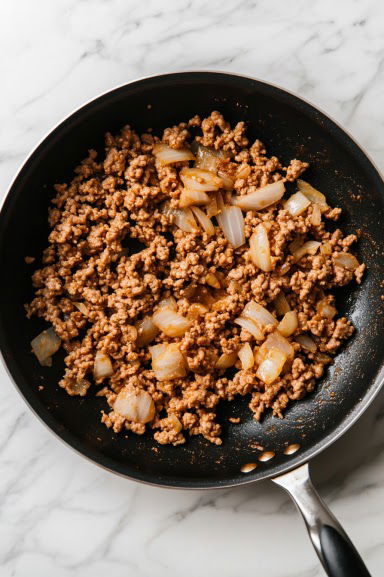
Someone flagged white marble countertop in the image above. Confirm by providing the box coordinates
[1,0,384,575]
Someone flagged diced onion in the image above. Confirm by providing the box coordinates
[311,204,322,226]
[274,293,291,316]
[190,206,215,236]
[174,207,199,232]
[278,311,298,337]
[234,316,264,340]
[317,300,337,319]
[242,301,278,328]
[334,252,360,271]
[179,189,210,208]
[153,143,195,165]
[180,167,222,192]
[136,316,159,347]
[73,302,89,315]
[217,205,245,248]
[162,202,200,233]
[249,223,272,272]
[256,349,287,385]
[187,303,208,320]
[167,414,183,433]
[69,379,90,396]
[206,194,219,217]
[284,191,311,216]
[257,331,294,364]
[31,327,61,365]
[94,351,113,381]
[217,170,234,190]
[194,145,225,172]
[320,242,333,256]
[297,180,329,212]
[236,165,251,180]
[296,334,317,352]
[150,343,187,381]
[152,307,191,337]
[205,272,221,288]
[114,387,155,423]
[216,351,238,369]
[238,343,254,370]
[292,240,321,262]
[158,297,177,311]
[232,181,285,211]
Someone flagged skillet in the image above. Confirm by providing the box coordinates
[0,71,383,577]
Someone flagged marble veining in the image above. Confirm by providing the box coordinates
[1,0,384,575]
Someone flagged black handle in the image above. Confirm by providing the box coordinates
[272,464,371,577]
[320,525,371,577]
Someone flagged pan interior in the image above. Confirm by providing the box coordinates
[1,72,383,488]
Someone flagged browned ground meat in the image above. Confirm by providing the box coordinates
[26,111,365,445]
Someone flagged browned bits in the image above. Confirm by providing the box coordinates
[26,111,364,446]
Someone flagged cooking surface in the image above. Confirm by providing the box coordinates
[1,1,384,576]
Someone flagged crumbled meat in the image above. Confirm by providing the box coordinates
[26,111,364,445]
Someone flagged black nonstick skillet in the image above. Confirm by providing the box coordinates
[1,72,383,577]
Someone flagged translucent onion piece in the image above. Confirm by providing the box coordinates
[256,349,287,385]
[317,300,337,319]
[206,194,219,217]
[217,205,245,248]
[274,293,291,317]
[187,303,208,320]
[292,240,321,262]
[217,170,234,190]
[205,272,221,288]
[152,307,191,337]
[297,180,328,212]
[320,242,333,256]
[150,343,187,381]
[234,317,264,340]
[31,327,61,365]
[311,204,322,226]
[334,252,360,271]
[174,207,200,232]
[69,379,90,396]
[216,190,225,212]
[242,301,278,328]
[277,311,298,337]
[136,316,159,347]
[233,181,285,211]
[158,296,177,311]
[180,167,223,192]
[114,387,155,423]
[94,351,113,381]
[191,206,215,236]
[73,301,89,315]
[296,334,317,353]
[179,188,210,208]
[236,164,251,180]
[216,351,238,369]
[238,342,254,370]
[257,331,294,363]
[284,191,311,216]
[249,223,272,272]
[167,414,183,433]
[194,145,224,172]
[153,143,195,165]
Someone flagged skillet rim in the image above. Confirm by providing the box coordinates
[1,70,384,490]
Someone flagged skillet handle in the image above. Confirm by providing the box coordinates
[272,463,371,577]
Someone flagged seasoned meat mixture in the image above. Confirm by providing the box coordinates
[26,111,365,445]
